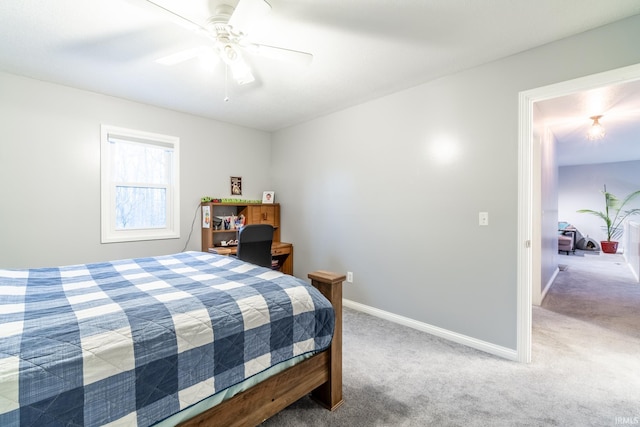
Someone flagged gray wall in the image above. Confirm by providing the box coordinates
[534,123,560,305]
[0,72,271,268]
[558,160,640,250]
[626,221,640,280]
[271,15,640,350]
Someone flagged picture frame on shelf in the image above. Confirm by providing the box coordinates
[202,205,210,228]
[230,176,242,196]
[262,191,275,204]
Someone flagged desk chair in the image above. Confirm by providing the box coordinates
[235,224,274,268]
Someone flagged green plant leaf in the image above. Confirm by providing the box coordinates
[577,186,640,242]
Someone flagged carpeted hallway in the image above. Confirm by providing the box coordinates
[263,250,640,426]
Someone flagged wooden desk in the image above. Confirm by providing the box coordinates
[210,242,294,276]
[270,242,294,276]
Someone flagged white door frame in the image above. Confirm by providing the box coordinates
[517,62,640,363]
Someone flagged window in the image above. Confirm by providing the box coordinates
[101,125,180,243]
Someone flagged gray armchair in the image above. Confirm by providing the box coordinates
[558,223,576,255]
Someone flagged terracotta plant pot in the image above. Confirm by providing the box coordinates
[600,241,618,254]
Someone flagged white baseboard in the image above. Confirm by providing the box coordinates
[343,299,518,361]
[623,253,640,282]
[537,267,559,306]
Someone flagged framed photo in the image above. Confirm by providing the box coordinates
[230,176,242,196]
[202,205,211,228]
[262,191,275,204]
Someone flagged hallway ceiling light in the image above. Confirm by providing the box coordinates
[587,115,605,140]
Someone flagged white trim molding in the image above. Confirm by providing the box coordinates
[517,87,534,363]
[517,62,640,365]
[343,299,519,361]
[538,267,559,306]
[100,124,180,243]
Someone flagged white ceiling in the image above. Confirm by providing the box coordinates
[1,0,640,136]
[535,79,640,166]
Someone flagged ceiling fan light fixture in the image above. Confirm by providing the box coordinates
[230,62,255,85]
[587,115,605,140]
[221,44,254,85]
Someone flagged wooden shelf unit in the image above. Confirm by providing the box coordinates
[201,202,293,275]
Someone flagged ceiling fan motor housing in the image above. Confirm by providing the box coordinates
[207,4,238,35]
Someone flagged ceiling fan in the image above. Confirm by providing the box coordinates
[134,0,313,86]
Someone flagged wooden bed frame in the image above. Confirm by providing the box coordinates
[179,270,345,427]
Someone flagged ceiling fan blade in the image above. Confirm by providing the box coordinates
[228,0,271,34]
[124,0,209,35]
[243,42,313,66]
[155,45,217,66]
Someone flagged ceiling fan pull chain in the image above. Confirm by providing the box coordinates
[224,64,230,102]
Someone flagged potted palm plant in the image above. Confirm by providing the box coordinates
[577,185,640,254]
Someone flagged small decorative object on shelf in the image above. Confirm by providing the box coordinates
[262,191,275,204]
[202,205,211,228]
[203,198,263,204]
[213,217,222,230]
[236,214,245,229]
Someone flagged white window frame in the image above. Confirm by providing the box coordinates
[100,125,180,243]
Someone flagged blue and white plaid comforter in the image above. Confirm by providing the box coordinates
[0,251,335,426]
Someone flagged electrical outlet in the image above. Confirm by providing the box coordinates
[347,271,353,283]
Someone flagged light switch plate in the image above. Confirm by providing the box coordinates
[479,212,489,226]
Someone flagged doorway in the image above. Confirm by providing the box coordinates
[517,62,640,363]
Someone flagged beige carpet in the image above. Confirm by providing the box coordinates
[263,250,640,426]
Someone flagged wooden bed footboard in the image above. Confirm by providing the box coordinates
[179,271,345,427]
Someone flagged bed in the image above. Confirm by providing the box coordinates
[0,251,344,426]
